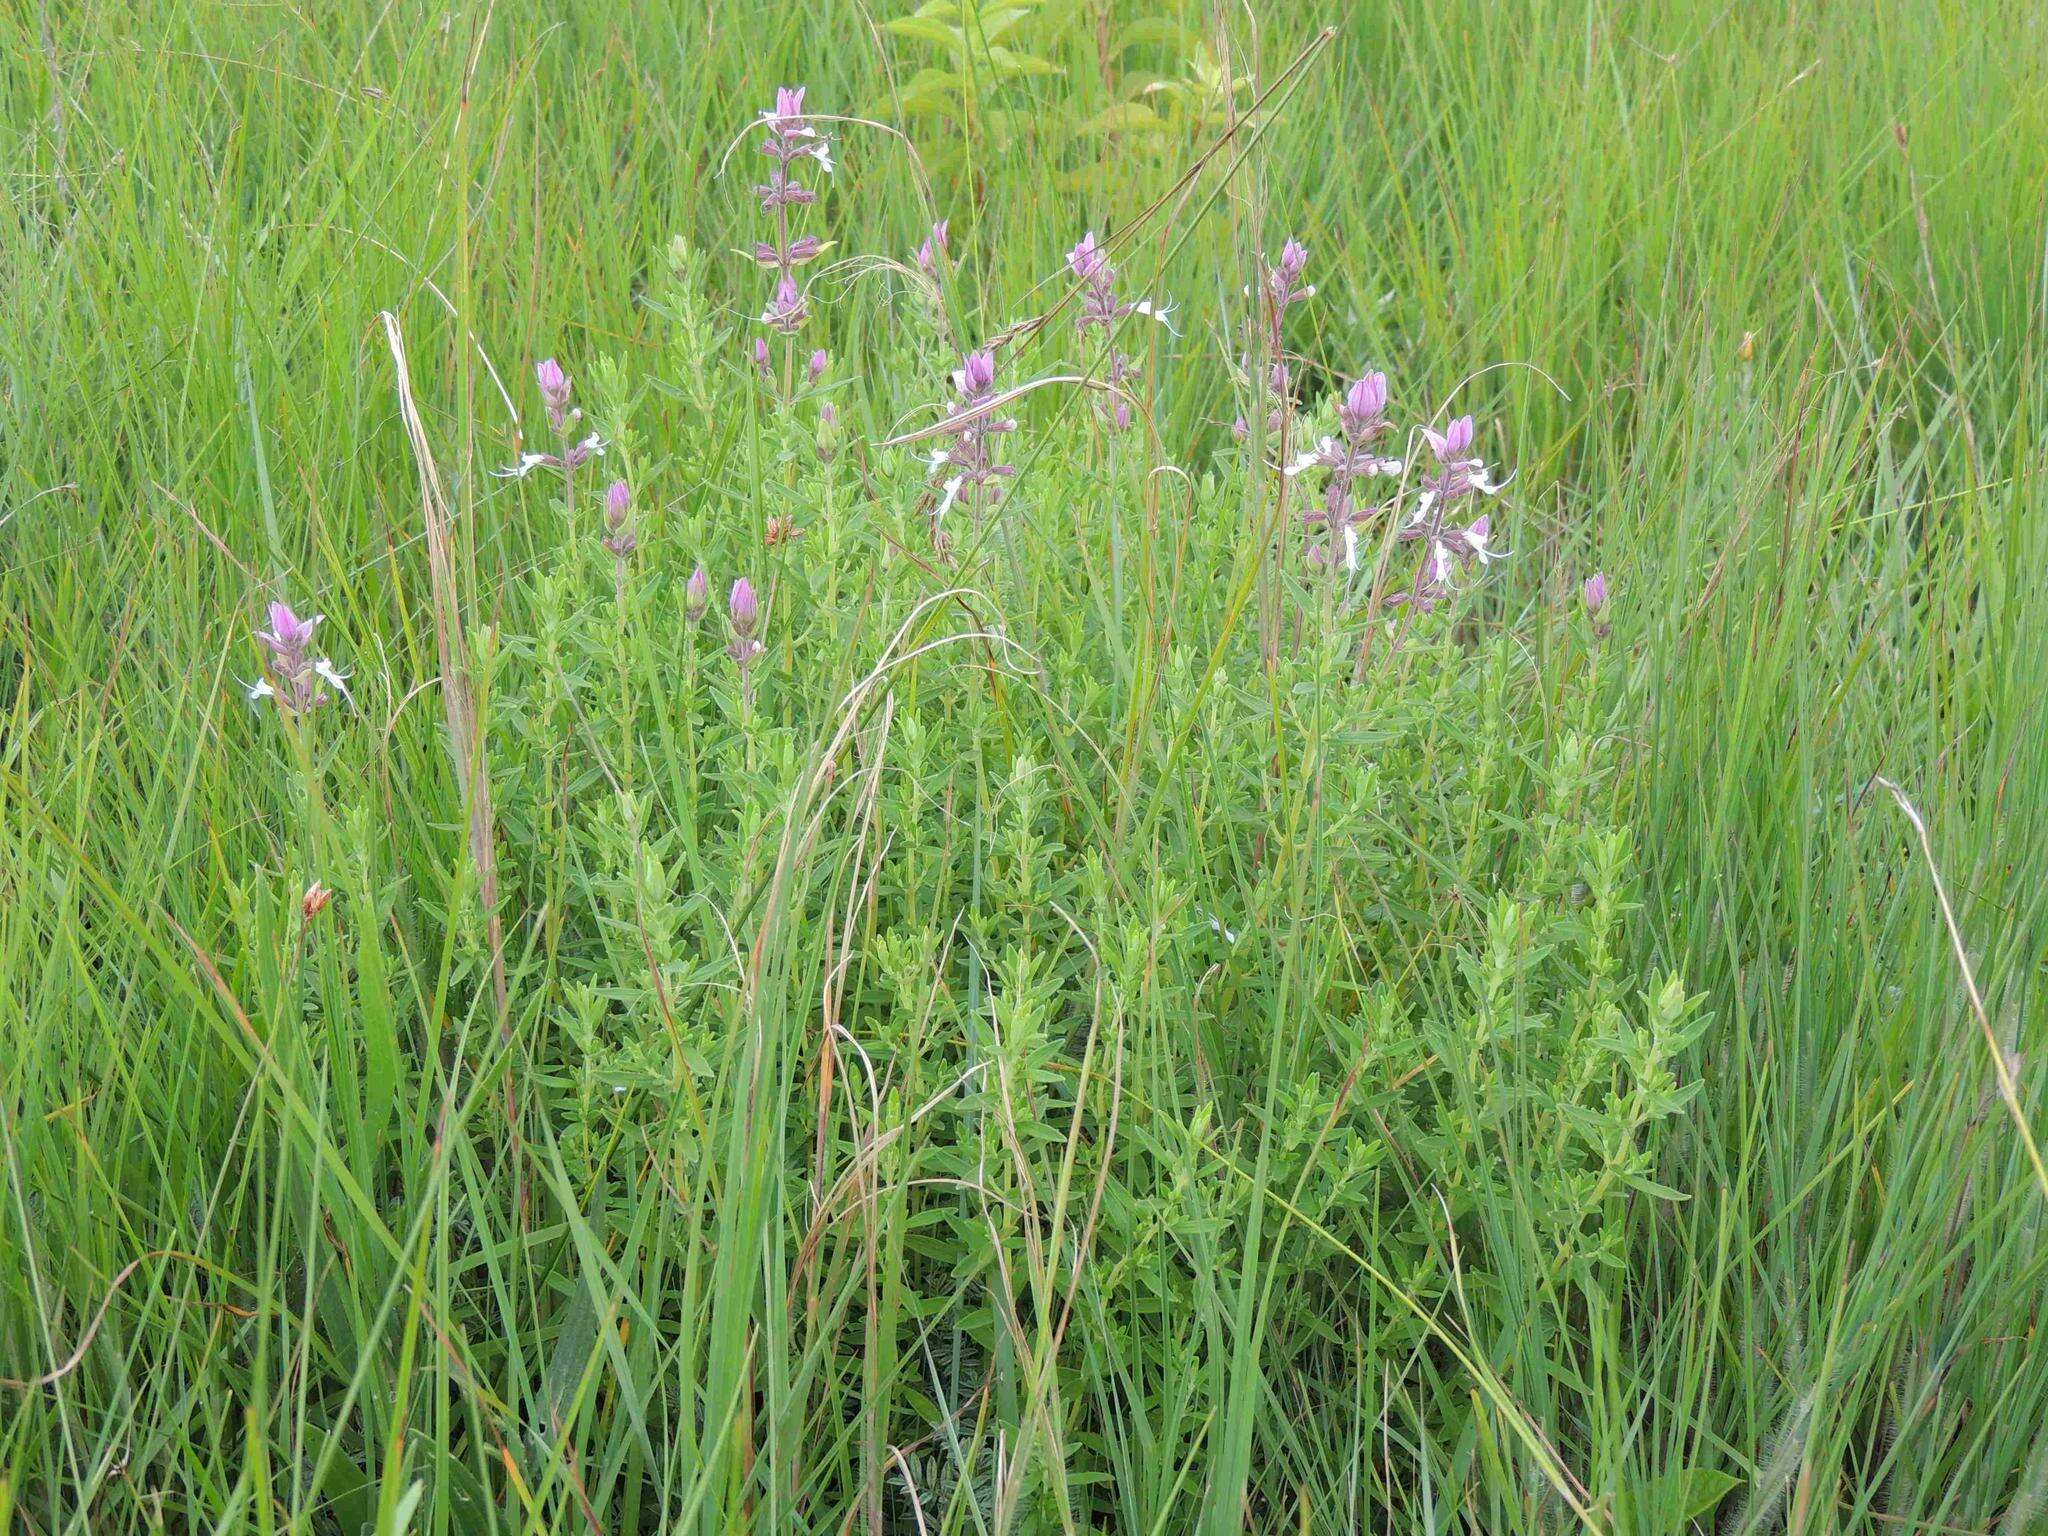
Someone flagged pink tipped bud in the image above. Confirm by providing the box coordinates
[959,349,996,396]
[686,564,710,621]
[259,600,321,656]
[604,479,631,529]
[728,577,759,637]
[1340,372,1388,437]
[808,348,829,384]
[752,337,772,378]
[536,358,568,401]
[1278,239,1309,279]
[915,218,950,274]
[1582,572,1611,636]
[1066,231,1109,283]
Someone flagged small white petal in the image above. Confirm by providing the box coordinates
[1131,298,1181,336]
[1342,524,1360,572]
[934,473,966,523]
[314,658,355,707]
[243,677,276,702]
[492,453,550,480]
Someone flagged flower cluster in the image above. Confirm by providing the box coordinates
[1389,416,1507,609]
[247,600,350,713]
[1067,232,1131,432]
[1063,230,1178,433]
[1234,240,1312,440]
[923,348,1018,525]
[495,358,607,480]
[1225,234,1511,610]
[754,88,832,352]
[1233,360,1293,442]
[1286,372,1404,569]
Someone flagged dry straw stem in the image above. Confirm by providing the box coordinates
[380,310,509,1023]
[1874,775,2048,1205]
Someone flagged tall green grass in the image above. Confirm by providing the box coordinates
[3,0,2045,1530]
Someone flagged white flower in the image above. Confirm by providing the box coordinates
[313,657,355,708]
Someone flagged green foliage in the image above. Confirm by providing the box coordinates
[2,0,2046,1532]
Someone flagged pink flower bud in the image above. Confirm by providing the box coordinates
[728,577,759,637]
[1340,373,1388,438]
[808,348,829,384]
[604,479,631,529]
[686,564,710,621]
[959,349,996,395]
[1581,571,1608,615]
[915,218,950,274]
[1066,230,1109,283]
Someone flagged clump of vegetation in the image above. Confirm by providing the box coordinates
[3,4,2044,1533]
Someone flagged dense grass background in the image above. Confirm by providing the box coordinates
[3,0,2046,1530]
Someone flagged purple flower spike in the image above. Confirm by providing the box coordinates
[753,87,832,365]
[808,348,829,384]
[1261,239,1315,315]
[686,564,710,622]
[753,337,773,380]
[604,480,631,528]
[250,597,348,713]
[728,577,759,638]
[922,347,1018,524]
[1282,369,1404,561]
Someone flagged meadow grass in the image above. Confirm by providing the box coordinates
[2,0,2046,1531]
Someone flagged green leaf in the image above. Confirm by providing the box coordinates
[886,15,965,47]
[1074,103,1167,136]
